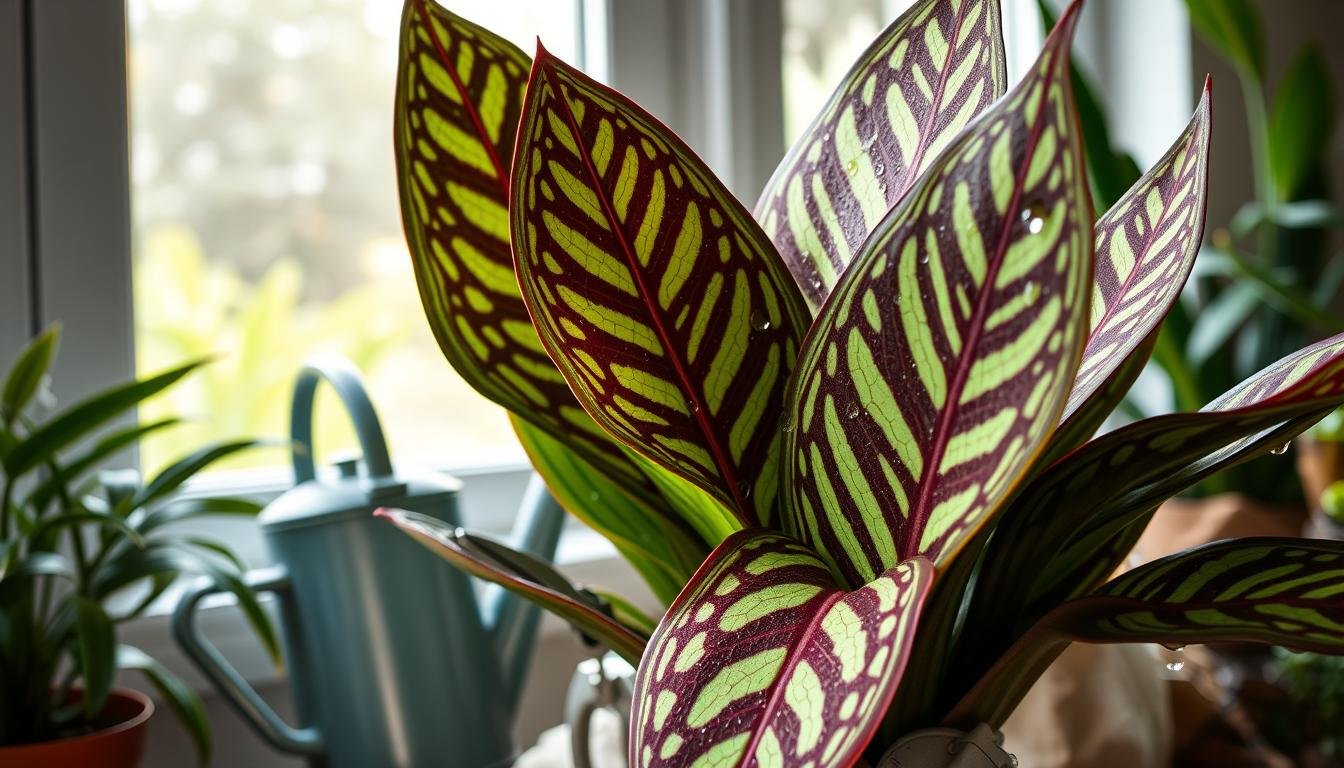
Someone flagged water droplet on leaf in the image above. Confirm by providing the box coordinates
[1021,204,1047,235]
[780,416,795,434]
[750,310,772,332]
[1022,282,1040,304]
[1165,660,1185,672]
[873,160,885,178]
[845,158,859,175]
[846,405,862,420]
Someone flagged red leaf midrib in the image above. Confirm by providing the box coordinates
[413,0,510,193]
[536,56,751,519]
[908,37,1068,560]
[894,0,980,203]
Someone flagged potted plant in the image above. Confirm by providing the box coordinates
[0,326,273,767]
[383,0,1344,763]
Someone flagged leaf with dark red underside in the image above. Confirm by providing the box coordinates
[756,0,1008,310]
[967,330,1344,653]
[375,508,649,663]
[393,0,688,546]
[511,47,811,526]
[630,530,931,768]
[950,538,1344,728]
[1047,79,1214,458]
[782,4,1092,585]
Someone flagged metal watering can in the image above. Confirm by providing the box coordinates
[172,356,564,767]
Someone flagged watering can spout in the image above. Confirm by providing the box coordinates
[485,473,566,716]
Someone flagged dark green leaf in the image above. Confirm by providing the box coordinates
[2,326,59,426]
[26,511,146,550]
[1185,0,1265,78]
[127,439,263,513]
[134,497,263,535]
[23,418,181,513]
[1270,46,1334,200]
[73,596,116,716]
[3,359,208,477]
[1187,281,1259,364]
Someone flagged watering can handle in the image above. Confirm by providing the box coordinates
[171,566,325,757]
[290,355,393,483]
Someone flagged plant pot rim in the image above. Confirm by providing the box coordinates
[0,687,155,754]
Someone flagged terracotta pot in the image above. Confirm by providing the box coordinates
[0,688,154,768]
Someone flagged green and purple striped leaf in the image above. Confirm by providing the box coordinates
[782,4,1092,584]
[511,47,811,525]
[1050,79,1214,455]
[969,330,1344,649]
[512,415,705,604]
[757,0,1008,309]
[630,530,932,768]
[951,538,1344,727]
[375,507,649,663]
[393,0,679,515]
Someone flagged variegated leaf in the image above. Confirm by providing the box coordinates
[630,530,931,768]
[783,4,1092,584]
[512,415,704,604]
[967,330,1344,652]
[951,538,1344,727]
[757,0,1008,309]
[394,0,672,510]
[1057,78,1214,442]
[511,47,811,525]
[375,508,649,663]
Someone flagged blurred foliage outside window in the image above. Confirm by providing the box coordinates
[128,0,579,475]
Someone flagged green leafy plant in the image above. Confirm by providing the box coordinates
[1053,0,1342,502]
[0,327,274,762]
[384,0,1344,763]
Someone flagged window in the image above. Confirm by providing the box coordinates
[125,0,582,475]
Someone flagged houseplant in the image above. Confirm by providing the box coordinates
[384,0,1344,763]
[0,326,273,766]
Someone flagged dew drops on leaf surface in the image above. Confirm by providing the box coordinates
[1021,203,1047,235]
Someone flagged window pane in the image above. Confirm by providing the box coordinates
[127,0,580,474]
[783,0,902,145]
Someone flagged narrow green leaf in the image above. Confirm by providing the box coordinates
[1184,0,1265,78]
[756,0,1008,308]
[127,439,262,513]
[1,325,59,426]
[26,511,146,550]
[73,596,116,716]
[2,358,207,477]
[133,497,263,535]
[783,3,1093,583]
[512,46,811,525]
[951,538,1344,727]
[22,418,181,513]
[1187,281,1259,365]
[1269,45,1334,200]
[118,645,212,764]
[377,507,648,662]
[630,530,932,768]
